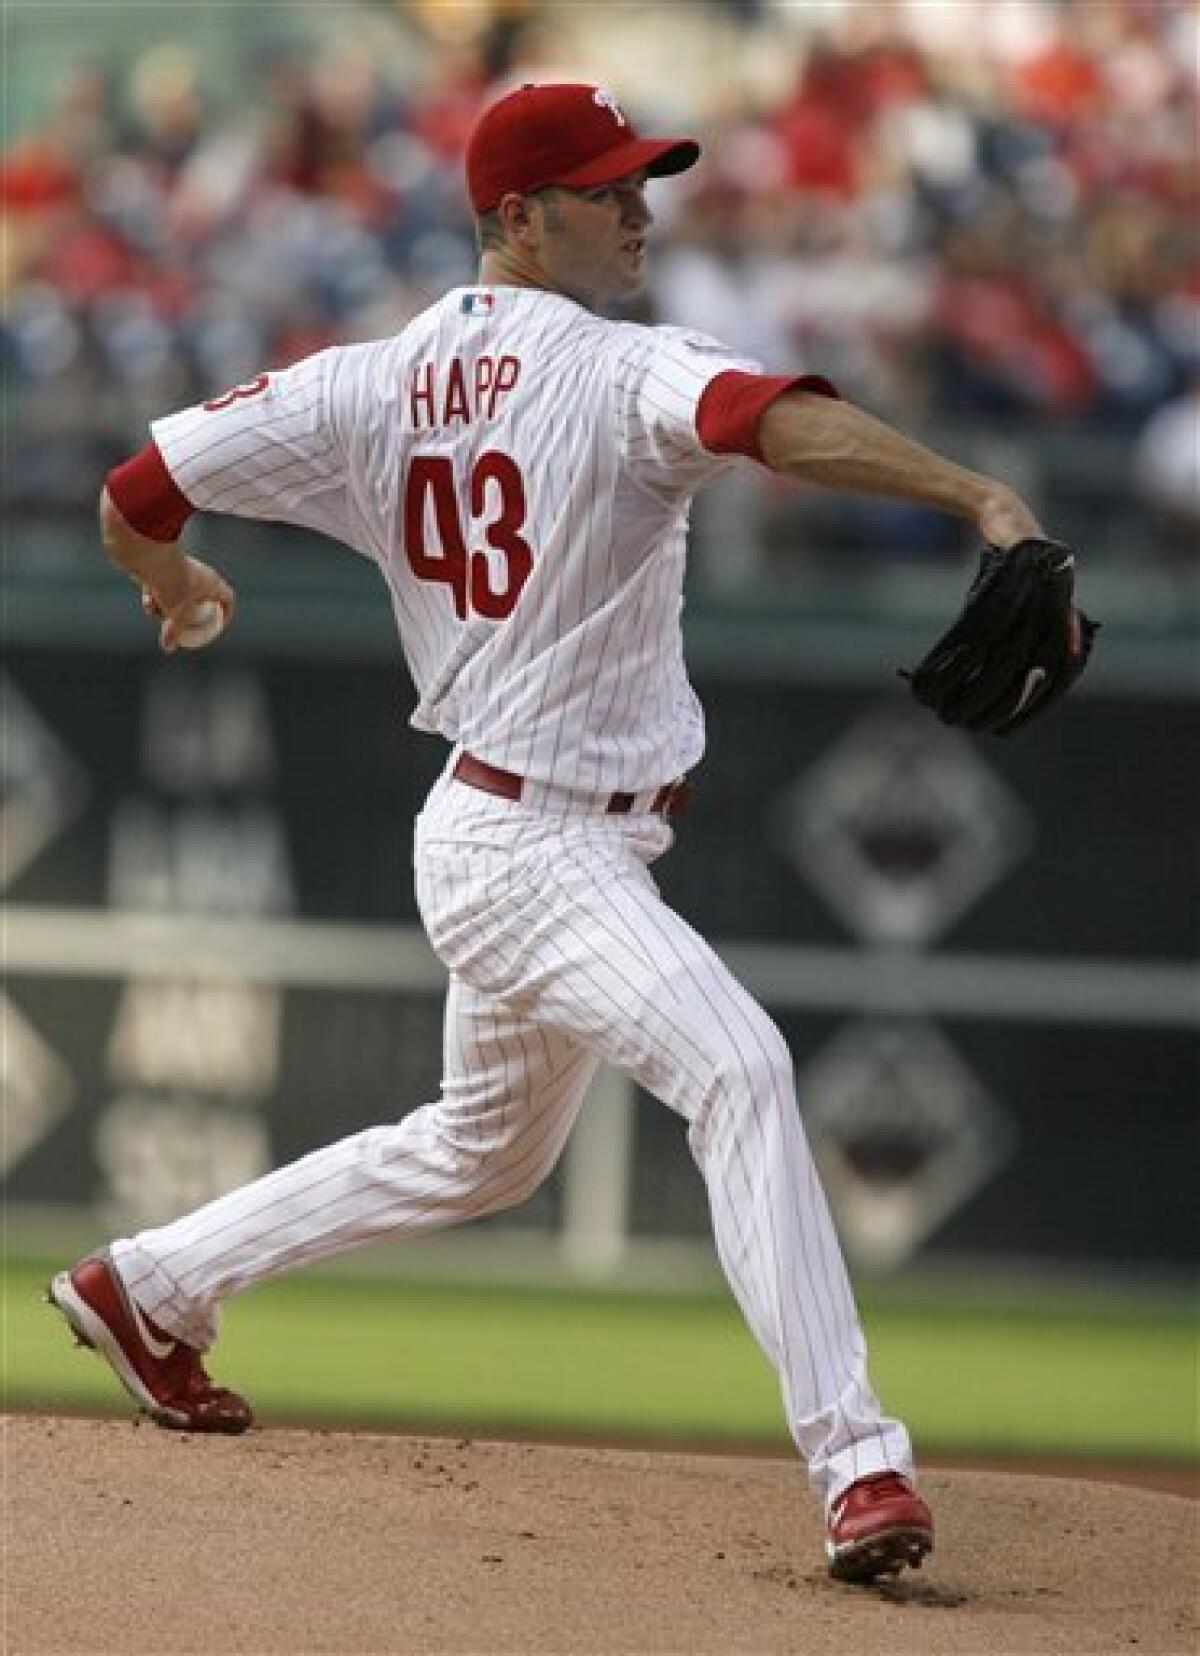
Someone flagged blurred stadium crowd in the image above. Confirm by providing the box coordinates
[4,0,1197,576]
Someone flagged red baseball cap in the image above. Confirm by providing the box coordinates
[466,82,700,213]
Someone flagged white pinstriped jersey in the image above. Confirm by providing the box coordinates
[152,286,758,792]
[114,289,919,1519]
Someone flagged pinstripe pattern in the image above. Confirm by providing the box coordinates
[152,293,745,795]
[114,969,597,1340]
[121,285,914,1512]
[113,769,911,1507]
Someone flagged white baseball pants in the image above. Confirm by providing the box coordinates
[112,761,913,1507]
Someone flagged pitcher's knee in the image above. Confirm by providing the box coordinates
[692,1012,797,1154]
[722,1014,795,1104]
[415,1103,562,1217]
[457,1142,560,1217]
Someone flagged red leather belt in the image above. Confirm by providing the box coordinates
[452,752,691,818]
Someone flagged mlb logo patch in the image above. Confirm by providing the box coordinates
[461,291,496,317]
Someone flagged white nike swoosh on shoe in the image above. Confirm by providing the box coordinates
[125,1289,177,1360]
[1010,665,1047,720]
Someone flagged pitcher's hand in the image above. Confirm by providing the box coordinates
[138,553,236,653]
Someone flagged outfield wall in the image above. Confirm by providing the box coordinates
[4,615,1194,1277]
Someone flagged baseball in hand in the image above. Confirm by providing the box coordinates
[176,599,227,649]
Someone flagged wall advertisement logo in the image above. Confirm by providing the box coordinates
[799,1018,1016,1270]
[1,675,88,893]
[775,707,1032,946]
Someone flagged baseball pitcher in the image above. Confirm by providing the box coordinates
[51,82,1094,1583]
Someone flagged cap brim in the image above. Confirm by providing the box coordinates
[552,136,700,192]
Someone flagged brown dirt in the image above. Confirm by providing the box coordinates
[4,1416,1197,1656]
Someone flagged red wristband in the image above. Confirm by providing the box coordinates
[696,370,840,463]
[105,442,195,542]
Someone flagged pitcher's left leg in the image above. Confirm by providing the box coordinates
[51,977,597,1428]
[105,975,597,1346]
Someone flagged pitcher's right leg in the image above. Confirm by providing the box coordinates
[448,817,919,1528]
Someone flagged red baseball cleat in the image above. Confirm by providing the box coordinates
[826,1471,933,1583]
[48,1252,252,1434]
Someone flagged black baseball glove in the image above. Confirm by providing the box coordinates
[904,537,1098,735]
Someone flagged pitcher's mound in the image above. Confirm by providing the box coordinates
[6,1416,1196,1655]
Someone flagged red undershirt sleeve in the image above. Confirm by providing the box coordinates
[105,442,196,543]
[696,370,840,465]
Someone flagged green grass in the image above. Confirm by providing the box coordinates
[5,1257,1196,1459]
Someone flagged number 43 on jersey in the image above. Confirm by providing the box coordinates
[404,451,533,620]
